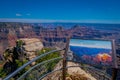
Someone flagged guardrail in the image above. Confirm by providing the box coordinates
[4,49,64,80]
[4,48,117,80]
[18,57,63,80]
[39,66,111,80]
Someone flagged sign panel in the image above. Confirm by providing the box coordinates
[68,39,117,68]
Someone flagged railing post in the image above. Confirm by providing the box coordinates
[62,38,70,80]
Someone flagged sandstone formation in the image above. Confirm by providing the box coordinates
[20,38,44,65]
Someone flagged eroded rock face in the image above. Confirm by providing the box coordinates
[20,38,43,52]
[0,23,36,56]
[20,38,44,65]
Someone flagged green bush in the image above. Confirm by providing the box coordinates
[36,48,61,72]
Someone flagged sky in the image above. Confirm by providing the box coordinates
[70,39,112,49]
[0,0,120,23]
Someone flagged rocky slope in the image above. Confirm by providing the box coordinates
[42,61,97,80]
[67,62,96,80]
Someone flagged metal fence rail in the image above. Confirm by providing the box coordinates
[18,57,63,80]
[39,66,111,80]
[4,49,64,80]
[4,48,117,80]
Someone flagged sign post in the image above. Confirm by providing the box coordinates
[112,68,118,80]
[67,38,118,80]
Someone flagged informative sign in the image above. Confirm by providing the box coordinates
[68,39,117,68]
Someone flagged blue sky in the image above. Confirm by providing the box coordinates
[0,0,120,23]
[70,39,112,49]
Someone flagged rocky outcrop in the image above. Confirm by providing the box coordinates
[1,38,43,76]
[19,38,44,64]
[20,38,43,52]
[67,62,96,80]
[0,23,36,56]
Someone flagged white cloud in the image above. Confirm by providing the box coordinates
[16,13,22,16]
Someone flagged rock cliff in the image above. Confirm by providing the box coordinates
[19,38,43,65]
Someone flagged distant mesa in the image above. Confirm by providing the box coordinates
[96,53,112,62]
[82,53,112,63]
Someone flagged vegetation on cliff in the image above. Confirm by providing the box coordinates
[36,48,60,72]
[0,39,61,79]
[0,40,27,78]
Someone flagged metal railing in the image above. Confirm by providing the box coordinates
[18,57,63,80]
[4,48,114,80]
[4,49,64,80]
[39,66,111,80]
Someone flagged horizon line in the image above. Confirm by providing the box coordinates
[70,43,111,49]
[0,18,120,24]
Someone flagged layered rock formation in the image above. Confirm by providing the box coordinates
[0,23,36,56]
[19,38,43,64]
